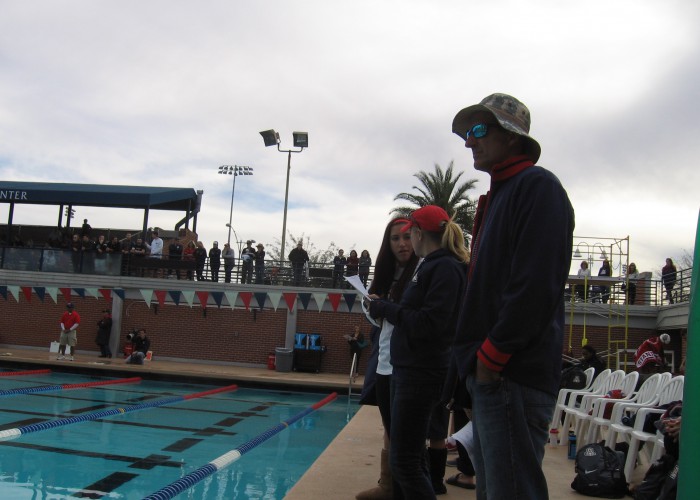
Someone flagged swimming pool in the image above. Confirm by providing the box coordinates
[0,369,357,499]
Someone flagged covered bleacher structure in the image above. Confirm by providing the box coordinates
[0,181,202,244]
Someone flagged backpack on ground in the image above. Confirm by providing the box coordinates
[571,443,627,498]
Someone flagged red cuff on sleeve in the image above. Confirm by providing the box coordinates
[477,338,511,372]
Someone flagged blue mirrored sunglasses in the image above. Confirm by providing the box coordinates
[465,123,491,140]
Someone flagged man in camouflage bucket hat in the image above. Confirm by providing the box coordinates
[452,93,541,163]
[451,93,575,499]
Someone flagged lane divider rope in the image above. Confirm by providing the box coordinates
[143,392,338,500]
[0,369,52,377]
[0,376,143,398]
[0,383,238,441]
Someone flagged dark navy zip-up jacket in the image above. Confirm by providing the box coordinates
[452,161,574,396]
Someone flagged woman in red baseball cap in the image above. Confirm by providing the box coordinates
[368,205,469,499]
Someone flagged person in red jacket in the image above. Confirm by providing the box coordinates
[58,303,81,361]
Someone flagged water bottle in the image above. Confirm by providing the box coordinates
[567,432,577,459]
[548,428,559,447]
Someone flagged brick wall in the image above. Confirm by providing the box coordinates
[2,294,672,375]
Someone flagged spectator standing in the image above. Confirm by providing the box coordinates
[240,240,256,284]
[333,249,347,288]
[222,243,236,283]
[450,93,574,499]
[81,219,91,237]
[57,303,81,361]
[288,242,309,286]
[346,249,360,286]
[576,261,591,301]
[95,235,108,256]
[209,241,222,282]
[358,250,372,288]
[367,205,469,499]
[356,218,419,500]
[662,258,677,304]
[255,243,266,284]
[146,230,163,258]
[194,241,207,281]
[597,259,611,304]
[125,329,151,365]
[183,240,196,280]
[168,236,184,279]
[347,325,367,379]
[106,236,120,254]
[95,309,113,358]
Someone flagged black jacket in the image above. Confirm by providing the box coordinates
[370,248,466,381]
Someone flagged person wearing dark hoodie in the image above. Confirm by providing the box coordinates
[368,205,468,500]
[450,93,574,499]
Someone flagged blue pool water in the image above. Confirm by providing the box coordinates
[0,370,357,499]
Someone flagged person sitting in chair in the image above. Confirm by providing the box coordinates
[125,329,151,365]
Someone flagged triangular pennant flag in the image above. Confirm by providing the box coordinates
[254,292,267,310]
[140,289,154,307]
[0,285,7,300]
[99,289,111,302]
[60,287,72,303]
[239,292,253,311]
[34,287,46,302]
[298,293,312,311]
[45,287,58,304]
[74,288,86,299]
[21,286,32,302]
[224,291,239,309]
[84,287,99,299]
[327,293,342,312]
[113,288,125,300]
[182,290,196,307]
[196,291,209,308]
[283,292,297,312]
[266,292,282,311]
[210,291,224,308]
[343,293,358,312]
[313,292,327,312]
[8,285,21,302]
[168,290,181,306]
[154,290,167,307]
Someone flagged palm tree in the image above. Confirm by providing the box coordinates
[392,161,478,238]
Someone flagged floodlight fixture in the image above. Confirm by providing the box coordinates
[259,129,309,260]
[260,129,280,147]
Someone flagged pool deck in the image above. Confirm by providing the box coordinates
[0,347,646,499]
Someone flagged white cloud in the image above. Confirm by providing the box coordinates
[1,0,697,275]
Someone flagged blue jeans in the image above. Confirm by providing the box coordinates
[467,375,554,500]
[390,374,444,500]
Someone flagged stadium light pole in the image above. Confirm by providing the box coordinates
[259,130,308,262]
[217,165,253,245]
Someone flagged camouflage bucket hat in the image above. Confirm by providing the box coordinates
[452,93,541,163]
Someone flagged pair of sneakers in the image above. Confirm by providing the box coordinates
[56,355,74,361]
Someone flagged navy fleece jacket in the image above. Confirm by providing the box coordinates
[452,159,574,396]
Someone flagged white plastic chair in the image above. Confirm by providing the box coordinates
[560,370,623,446]
[584,372,668,445]
[607,374,680,448]
[623,376,684,479]
[569,370,632,443]
[577,370,640,445]
[550,367,601,434]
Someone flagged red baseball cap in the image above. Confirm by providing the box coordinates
[401,205,449,233]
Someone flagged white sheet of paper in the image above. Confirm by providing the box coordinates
[344,275,370,298]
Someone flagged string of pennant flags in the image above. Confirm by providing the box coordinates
[0,284,360,313]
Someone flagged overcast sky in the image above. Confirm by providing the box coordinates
[1,0,698,276]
